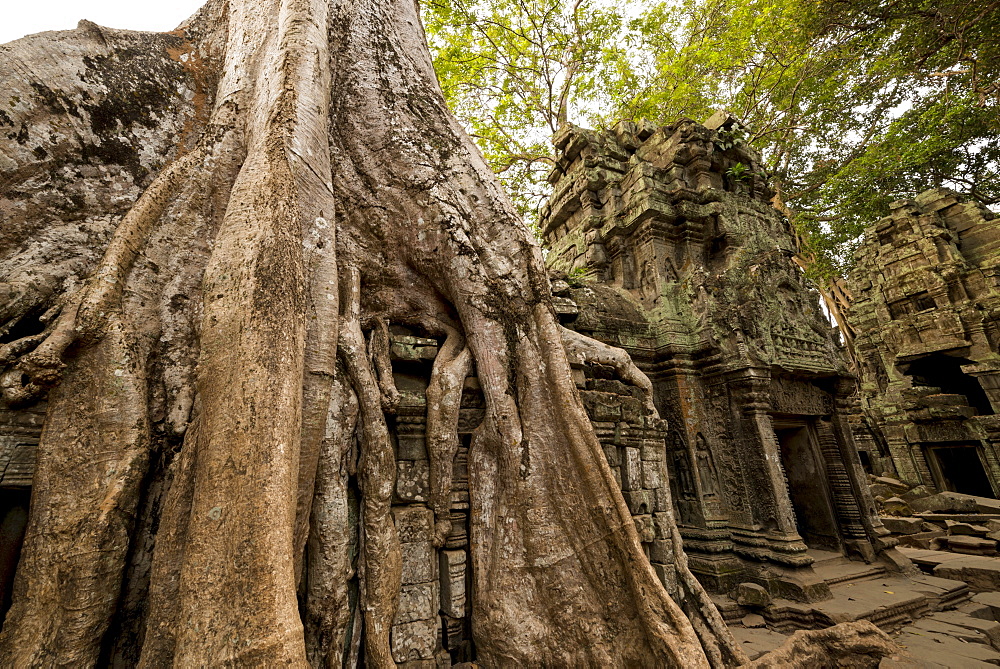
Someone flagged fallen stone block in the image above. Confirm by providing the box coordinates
[874,476,910,491]
[973,591,1000,619]
[974,496,1000,514]
[734,582,771,608]
[901,484,933,502]
[935,557,1000,591]
[880,516,924,535]
[896,530,946,550]
[946,520,989,536]
[741,613,766,628]
[882,497,913,516]
[911,492,980,514]
[947,535,997,556]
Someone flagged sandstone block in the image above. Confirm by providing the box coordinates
[396,460,429,502]
[948,535,997,556]
[641,460,663,489]
[896,529,946,549]
[653,486,670,512]
[397,435,427,460]
[401,541,436,585]
[874,476,909,491]
[651,562,678,595]
[734,582,771,608]
[439,550,466,618]
[880,516,924,534]
[974,496,1000,514]
[391,619,439,663]
[623,490,653,515]
[649,539,673,563]
[741,613,766,628]
[881,496,913,516]
[396,583,437,625]
[901,485,933,502]
[911,492,979,514]
[633,514,655,543]
[652,512,673,539]
[946,520,988,536]
[622,447,642,491]
[394,505,434,543]
[640,440,665,461]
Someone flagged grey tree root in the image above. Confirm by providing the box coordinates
[337,266,401,669]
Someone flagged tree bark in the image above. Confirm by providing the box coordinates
[0,1,896,666]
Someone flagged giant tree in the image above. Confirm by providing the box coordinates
[0,0,895,666]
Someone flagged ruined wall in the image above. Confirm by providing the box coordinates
[384,328,673,665]
[542,116,892,599]
[851,188,1000,498]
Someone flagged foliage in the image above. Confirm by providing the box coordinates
[422,0,1000,276]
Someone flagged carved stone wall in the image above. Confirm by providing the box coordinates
[850,187,1000,499]
[542,117,891,600]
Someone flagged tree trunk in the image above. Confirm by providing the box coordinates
[0,1,897,666]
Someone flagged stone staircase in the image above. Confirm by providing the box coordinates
[723,549,995,664]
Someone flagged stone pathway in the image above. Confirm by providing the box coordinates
[902,547,1000,592]
[729,550,1000,665]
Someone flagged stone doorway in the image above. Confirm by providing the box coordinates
[904,354,995,416]
[0,488,29,629]
[773,420,843,553]
[924,443,996,498]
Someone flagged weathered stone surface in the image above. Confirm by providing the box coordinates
[395,583,437,625]
[880,516,924,535]
[394,505,434,543]
[911,493,979,515]
[400,541,436,585]
[734,583,771,608]
[882,497,913,516]
[391,620,439,663]
[621,447,642,491]
[947,536,997,556]
[850,188,1000,502]
[896,529,946,549]
[946,521,988,536]
[544,119,881,597]
[439,550,466,619]
[396,460,430,502]
[741,613,766,628]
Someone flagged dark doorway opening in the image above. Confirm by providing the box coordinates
[0,488,30,629]
[925,444,995,498]
[774,422,843,553]
[858,450,873,474]
[904,354,994,415]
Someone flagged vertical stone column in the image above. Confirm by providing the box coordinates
[731,371,798,537]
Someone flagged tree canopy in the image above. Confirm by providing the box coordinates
[423,0,1000,276]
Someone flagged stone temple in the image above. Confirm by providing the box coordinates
[5,112,1000,664]
[851,188,1000,497]
[540,116,894,600]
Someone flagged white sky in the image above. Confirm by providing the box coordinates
[1,1,207,45]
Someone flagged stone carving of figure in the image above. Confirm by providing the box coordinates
[639,258,658,305]
[694,433,718,497]
[671,432,695,498]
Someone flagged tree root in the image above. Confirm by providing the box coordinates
[560,322,748,667]
[560,325,657,415]
[746,620,898,668]
[338,265,401,669]
[305,366,360,668]
[0,140,214,407]
[424,322,472,547]
[369,319,400,413]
